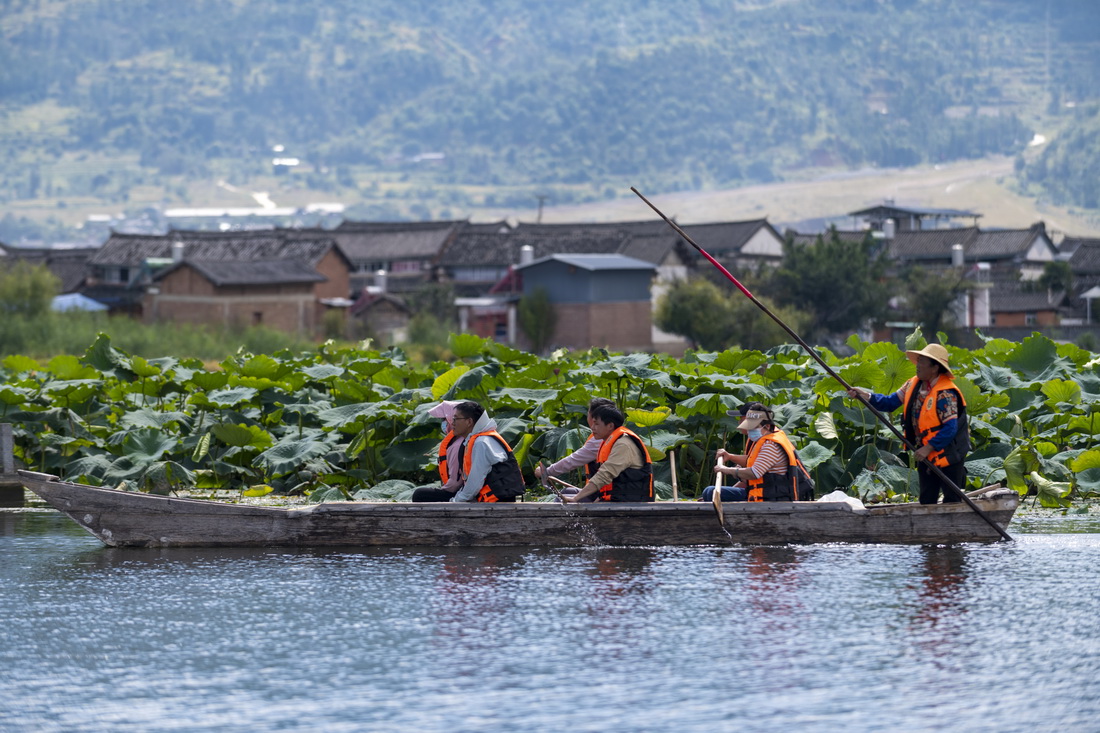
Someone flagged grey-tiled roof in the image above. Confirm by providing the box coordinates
[889,228,980,260]
[785,229,871,247]
[1064,237,1100,274]
[890,224,1053,263]
[2,246,98,292]
[990,283,1066,312]
[91,229,344,269]
[330,220,464,261]
[154,259,326,287]
[968,225,1052,260]
[678,219,780,255]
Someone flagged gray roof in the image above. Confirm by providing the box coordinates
[785,229,871,247]
[154,259,326,287]
[1064,237,1100,274]
[677,218,781,255]
[517,253,656,272]
[2,246,98,292]
[849,203,982,219]
[92,229,346,269]
[332,220,464,261]
[890,228,980,260]
[990,283,1067,312]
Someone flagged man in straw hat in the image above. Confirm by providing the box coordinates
[847,343,970,505]
[701,402,814,503]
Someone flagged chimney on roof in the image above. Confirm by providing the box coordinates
[374,269,387,293]
[171,239,185,263]
[519,244,534,266]
[951,243,964,268]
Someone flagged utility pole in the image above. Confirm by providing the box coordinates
[536,194,547,223]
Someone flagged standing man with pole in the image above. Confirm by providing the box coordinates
[847,344,969,505]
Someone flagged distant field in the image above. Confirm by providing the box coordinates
[522,156,1100,239]
[8,154,1100,241]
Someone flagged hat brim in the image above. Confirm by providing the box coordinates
[737,416,764,431]
[905,350,953,377]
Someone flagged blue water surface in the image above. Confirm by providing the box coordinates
[1,510,1097,732]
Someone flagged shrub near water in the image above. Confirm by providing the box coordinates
[2,330,1098,506]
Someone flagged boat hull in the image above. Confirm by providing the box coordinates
[18,471,1019,548]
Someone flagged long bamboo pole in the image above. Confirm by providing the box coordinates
[632,186,1012,542]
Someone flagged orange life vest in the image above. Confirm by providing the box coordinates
[437,430,458,483]
[594,427,653,502]
[745,429,811,502]
[461,429,524,503]
[901,374,969,468]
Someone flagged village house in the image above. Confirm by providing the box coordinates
[1060,236,1100,324]
[87,229,351,335]
[324,220,476,295]
[514,253,657,353]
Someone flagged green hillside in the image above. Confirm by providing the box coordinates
[1,0,1099,241]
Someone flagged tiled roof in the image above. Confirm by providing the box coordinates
[889,228,979,260]
[990,283,1067,312]
[1065,237,1100,274]
[890,224,1053,263]
[3,246,98,292]
[330,220,463,261]
[678,219,778,255]
[154,259,325,287]
[968,225,1050,259]
[785,229,871,247]
[91,229,343,269]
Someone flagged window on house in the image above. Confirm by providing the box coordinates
[1025,313,1037,325]
[253,311,263,326]
[391,260,421,273]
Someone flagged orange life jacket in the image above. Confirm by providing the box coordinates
[461,429,524,503]
[437,430,458,483]
[594,427,653,502]
[901,375,969,468]
[745,429,811,502]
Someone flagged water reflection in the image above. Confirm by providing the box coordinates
[742,545,804,619]
[913,545,969,629]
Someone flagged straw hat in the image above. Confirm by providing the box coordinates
[905,343,952,377]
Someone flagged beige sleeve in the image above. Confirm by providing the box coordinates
[584,438,644,491]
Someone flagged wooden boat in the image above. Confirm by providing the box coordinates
[18,470,1020,547]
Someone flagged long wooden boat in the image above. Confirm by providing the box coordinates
[18,470,1019,547]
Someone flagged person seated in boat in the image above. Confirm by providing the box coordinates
[701,402,813,503]
[410,400,465,501]
[846,343,969,505]
[534,397,616,503]
[412,401,525,503]
[560,403,654,503]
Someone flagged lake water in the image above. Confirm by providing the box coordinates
[2,510,1098,732]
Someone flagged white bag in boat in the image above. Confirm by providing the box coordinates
[817,490,865,510]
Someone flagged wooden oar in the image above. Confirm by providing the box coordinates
[537,461,566,502]
[670,449,679,501]
[632,186,1012,542]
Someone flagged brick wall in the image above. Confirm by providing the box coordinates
[553,301,652,352]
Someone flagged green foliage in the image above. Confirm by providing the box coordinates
[1023,103,1100,209]
[896,266,970,335]
[768,229,889,339]
[6,0,1095,223]
[0,261,59,318]
[655,277,811,351]
[5,328,1100,505]
[0,311,314,360]
[517,287,557,355]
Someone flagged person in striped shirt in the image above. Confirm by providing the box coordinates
[701,402,793,502]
